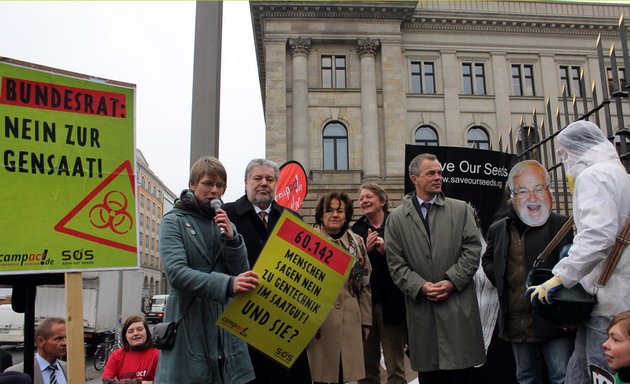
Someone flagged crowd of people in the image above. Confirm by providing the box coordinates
[2,120,628,384]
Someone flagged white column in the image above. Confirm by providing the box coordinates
[357,38,380,180]
[288,37,312,173]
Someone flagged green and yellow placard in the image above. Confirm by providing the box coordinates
[217,211,352,368]
[0,58,137,274]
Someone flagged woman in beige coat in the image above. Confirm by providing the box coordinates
[307,192,372,384]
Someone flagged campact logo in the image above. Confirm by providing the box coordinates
[61,249,94,261]
[0,249,51,265]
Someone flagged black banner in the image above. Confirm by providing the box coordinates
[404,145,517,234]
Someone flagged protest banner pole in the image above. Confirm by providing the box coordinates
[65,272,85,382]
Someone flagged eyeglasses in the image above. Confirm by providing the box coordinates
[199,181,225,189]
[512,185,549,199]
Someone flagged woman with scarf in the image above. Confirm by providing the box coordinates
[154,156,259,384]
[307,192,372,384]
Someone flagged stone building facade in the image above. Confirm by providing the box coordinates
[250,1,630,222]
[136,149,176,305]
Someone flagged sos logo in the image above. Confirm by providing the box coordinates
[274,347,294,363]
[61,249,95,261]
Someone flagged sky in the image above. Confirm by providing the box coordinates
[0,1,265,202]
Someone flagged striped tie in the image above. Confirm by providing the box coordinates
[258,210,267,228]
[48,364,58,384]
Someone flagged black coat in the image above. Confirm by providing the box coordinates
[482,210,573,339]
[224,195,299,267]
[351,213,406,325]
[223,195,311,384]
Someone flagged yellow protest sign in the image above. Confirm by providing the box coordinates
[0,58,137,274]
[217,211,352,368]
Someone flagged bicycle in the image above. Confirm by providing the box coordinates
[93,328,122,371]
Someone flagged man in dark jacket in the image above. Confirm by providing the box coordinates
[482,160,574,384]
[224,158,311,384]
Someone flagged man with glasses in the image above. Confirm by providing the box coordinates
[225,158,312,384]
[482,160,574,384]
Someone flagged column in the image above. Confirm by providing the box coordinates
[190,1,222,163]
[357,38,381,180]
[288,37,312,173]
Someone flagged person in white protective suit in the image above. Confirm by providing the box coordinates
[526,120,630,384]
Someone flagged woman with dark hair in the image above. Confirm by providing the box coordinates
[307,192,372,384]
[102,314,160,383]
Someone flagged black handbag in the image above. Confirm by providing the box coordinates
[152,321,178,350]
[526,215,596,326]
[151,299,194,350]
[527,213,630,326]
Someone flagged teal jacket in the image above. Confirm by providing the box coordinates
[154,190,254,384]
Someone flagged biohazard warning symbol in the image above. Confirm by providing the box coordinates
[54,160,137,253]
[89,191,133,234]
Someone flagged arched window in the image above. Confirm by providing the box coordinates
[414,125,439,146]
[467,126,490,150]
[323,122,349,170]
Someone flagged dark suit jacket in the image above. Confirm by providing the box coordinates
[224,195,299,268]
[351,212,406,325]
[482,210,573,339]
[224,195,311,384]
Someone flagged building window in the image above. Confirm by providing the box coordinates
[517,126,541,160]
[462,62,486,95]
[512,64,535,96]
[414,125,439,146]
[410,61,436,94]
[467,126,491,150]
[322,55,346,88]
[559,65,584,97]
[607,67,626,95]
[322,121,349,170]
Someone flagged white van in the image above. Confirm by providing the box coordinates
[144,294,168,323]
[0,304,24,345]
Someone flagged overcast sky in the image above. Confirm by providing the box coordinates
[0,1,265,202]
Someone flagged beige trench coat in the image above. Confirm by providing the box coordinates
[307,227,372,383]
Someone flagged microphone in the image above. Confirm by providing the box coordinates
[210,199,225,235]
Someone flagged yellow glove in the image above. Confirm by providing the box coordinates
[525,275,563,304]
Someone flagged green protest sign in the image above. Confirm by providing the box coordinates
[0,58,137,274]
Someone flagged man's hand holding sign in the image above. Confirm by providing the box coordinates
[217,211,352,368]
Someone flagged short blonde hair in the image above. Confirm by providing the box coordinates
[358,183,389,211]
[189,156,227,187]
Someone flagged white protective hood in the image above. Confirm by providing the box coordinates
[555,120,622,179]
